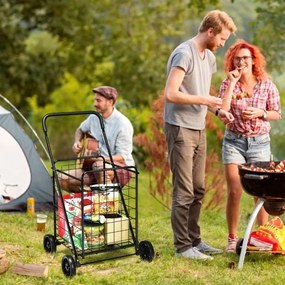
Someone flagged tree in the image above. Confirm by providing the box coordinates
[252,0,285,73]
[0,0,193,112]
[0,0,93,110]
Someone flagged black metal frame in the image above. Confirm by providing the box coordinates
[41,111,151,277]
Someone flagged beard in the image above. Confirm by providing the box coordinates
[206,37,218,52]
[95,105,108,115]
[207,42,217,51]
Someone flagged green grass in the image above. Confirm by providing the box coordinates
[1,171,285,284]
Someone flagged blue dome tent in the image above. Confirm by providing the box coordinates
[0,98,53,211]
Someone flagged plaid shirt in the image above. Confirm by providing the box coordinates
[219,79,281,136]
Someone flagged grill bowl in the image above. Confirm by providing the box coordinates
[238,161,285,200]
[263,200,285,216]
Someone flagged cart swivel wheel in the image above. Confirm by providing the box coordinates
[62,255,76,277]
[138,240,155,262]
[43,234,56,253]
[236,238,244,256]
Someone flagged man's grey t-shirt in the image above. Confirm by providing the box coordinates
[164,39,216,130]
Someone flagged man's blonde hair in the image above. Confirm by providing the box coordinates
[198,10,237,35]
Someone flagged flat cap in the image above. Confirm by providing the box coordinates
[92,86,118,103]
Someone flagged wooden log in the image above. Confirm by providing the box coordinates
[12,262,48,277]
[0,249,6,259]
[0,258,9,275]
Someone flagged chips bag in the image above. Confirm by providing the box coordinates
[249,216,285,253]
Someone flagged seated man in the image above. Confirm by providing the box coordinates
[59,86,134,192]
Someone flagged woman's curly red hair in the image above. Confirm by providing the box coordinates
[224,39,268,80]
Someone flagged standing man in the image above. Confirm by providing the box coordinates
[164,10,237,260]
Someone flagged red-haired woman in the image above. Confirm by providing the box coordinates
[218,39,281,252]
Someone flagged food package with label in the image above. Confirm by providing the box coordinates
[84,224,105,249]
[63,230,89,250]
[58,192,93,238]
[93,189,119,215]
[249,216,285,253]
[58,191,117,237]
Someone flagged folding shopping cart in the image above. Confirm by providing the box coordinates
[42,111,154,277]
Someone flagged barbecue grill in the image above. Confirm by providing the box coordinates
[237,161,285,269]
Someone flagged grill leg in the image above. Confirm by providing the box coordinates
[238,198,265,270]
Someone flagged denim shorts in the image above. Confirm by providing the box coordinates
[222,129,271,164]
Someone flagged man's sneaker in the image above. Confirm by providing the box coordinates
[226,236,238,253]
[175,247,213,260]
[194,241,223,255]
